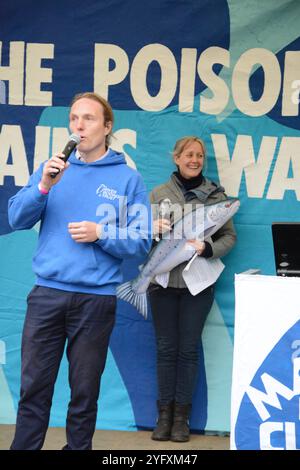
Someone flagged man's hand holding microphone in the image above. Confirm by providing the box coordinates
[39,154,70,193]
[38,133,101,243]
[39,133,81,192]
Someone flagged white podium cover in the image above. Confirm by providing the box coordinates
[231,274,300,450]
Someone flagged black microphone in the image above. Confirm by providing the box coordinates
[50,133,81,178]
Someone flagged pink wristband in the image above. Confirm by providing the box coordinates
[38,183,49,195]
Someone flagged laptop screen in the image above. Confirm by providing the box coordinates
[272,223,300,277]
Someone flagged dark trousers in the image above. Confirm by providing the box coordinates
[149,285,214,405]
[11,286,116,450]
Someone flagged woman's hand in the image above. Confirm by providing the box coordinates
[186,239,206,255]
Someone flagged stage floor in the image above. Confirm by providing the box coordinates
[0,425,229,450]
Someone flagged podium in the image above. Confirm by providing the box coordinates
[231,274,300,450]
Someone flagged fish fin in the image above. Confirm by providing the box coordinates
[116,281,148,319]
[155,272,170,288]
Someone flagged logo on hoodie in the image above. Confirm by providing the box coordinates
[96,184,122,201]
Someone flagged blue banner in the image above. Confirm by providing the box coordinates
[1,0,300,433]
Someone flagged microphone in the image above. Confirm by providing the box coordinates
[155,198,172,242]
[50,133,81,178]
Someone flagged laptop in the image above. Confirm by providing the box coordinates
[272,222,300,277]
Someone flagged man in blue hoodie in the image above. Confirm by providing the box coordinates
[8,92,152,450]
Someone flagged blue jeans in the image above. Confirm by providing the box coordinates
[149,285,214,405]
[11,286,116,450]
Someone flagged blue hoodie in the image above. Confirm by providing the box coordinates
[8,149,152,295]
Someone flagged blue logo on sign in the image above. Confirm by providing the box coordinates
[235,320,300,450]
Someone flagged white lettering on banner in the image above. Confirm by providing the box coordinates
[94,44,129,100]
[0,125,29,185]
[246,358,300,421]
[212,134,300,200]
[0,41,299,115]
[198,46,230,115]
[0,41,24,105]
[25,43,54,106]
[267,137,300,200]
[247,374,294,421]
[0,41,53,106]
[291,80,300,106]
[212,134,277,198]
[130,44,178,111]
[245,358,300,449]
[259,422,297,450]
[232,48,281,117]
[93,44,300,116]
[0,125,139,187]
[283,52,300,114]
[1,126,300,202]
[178,48,197,112]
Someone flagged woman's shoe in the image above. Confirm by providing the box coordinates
[170,403,191,442]
[151,401,174,441]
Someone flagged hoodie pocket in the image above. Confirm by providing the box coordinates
[33,233,99,285]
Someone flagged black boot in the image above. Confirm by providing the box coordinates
[151,401,174,441]
[170,403,191,442]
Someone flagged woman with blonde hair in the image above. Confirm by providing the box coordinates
[149,136,236,442]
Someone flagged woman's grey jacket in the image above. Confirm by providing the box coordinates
[149,173,237,289]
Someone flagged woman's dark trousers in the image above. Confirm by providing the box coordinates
[149,285,214,405]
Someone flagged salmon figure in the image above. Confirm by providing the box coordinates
[117,198,240,318]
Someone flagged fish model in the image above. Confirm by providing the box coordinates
[116,198,240,318]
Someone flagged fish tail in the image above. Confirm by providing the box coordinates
[116,281,148,319]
